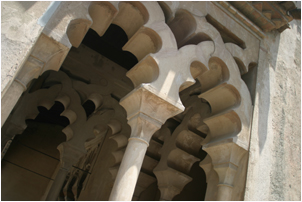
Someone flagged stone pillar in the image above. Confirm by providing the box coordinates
[109,84,185,201]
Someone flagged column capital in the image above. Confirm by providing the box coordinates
[120,84,184,122]
[57,142,86,170]
[203,138,247,200]
[120,84,184,143]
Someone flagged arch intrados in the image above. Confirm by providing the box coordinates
[208,57,230,82]
[234,57,247,75]
[158,1,173,23]
[118,1,149,24]
[190,60,208,79]
[168,9,197,48]
[126,55,159,88]
[88,1,118,37]
[173,9,196,26]
[66,19,92,48]
[140,27,163,53]
[182,32,213,48]
[199,83,241,115]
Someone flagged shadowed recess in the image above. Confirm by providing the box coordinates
[35,101,70,127]
[82,100,96,118]
[172,150,207,201]
[82,26,138,70]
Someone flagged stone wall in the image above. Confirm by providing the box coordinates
[1,1,52,95]
[245,19,301,201]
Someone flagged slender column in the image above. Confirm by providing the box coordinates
[216,184,233,201]
[109,139,149,200]
[46,167,69,201]
[109,112,161,201]
[109,85,184,201]
[46,143,86,201]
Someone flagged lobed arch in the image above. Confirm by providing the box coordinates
[2,1,260,201]
[167,9,197,48]
[2,69,132,199]
[157,1,259,75]
[57,2,253,201]
[144,3,255,200]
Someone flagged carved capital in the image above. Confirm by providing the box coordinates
[57,142,86,170]
[155,168,192,201]
[15,55,45,91]
[203,139,247,200]
[120,84,184,143]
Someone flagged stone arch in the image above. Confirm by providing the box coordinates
[140,3,254,199]
[2,67,132,200]
[2,2,260,201]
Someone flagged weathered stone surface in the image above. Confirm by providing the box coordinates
[1,1,51,94]
[245,19,301,201]
[1,1,300,201]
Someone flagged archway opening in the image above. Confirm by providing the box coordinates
[1,102,68,201]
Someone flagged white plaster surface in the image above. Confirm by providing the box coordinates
[1,1,51,95]
[245,19,301,201]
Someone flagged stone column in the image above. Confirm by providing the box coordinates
[45,167,69,201]
[46,143,85,201]
[109,138,153,201]
[109,84,184,201]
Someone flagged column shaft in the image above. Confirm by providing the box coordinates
[46,167,68,201]
[109,138,148,201]
[216,184,233,201]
